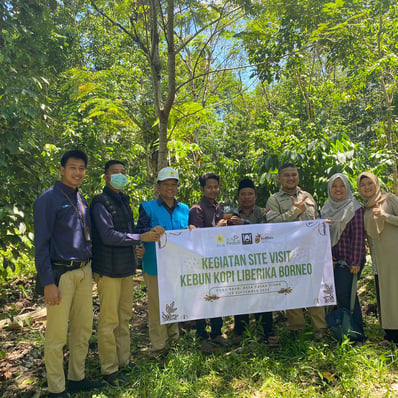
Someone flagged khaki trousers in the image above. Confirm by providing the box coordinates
[143,273,179,351]
[286,306,327,332]
[94,274,133,375]
[45,264,93,394]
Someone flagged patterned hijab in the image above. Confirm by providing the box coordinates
[321,173,361,246]
[357,172,387,239]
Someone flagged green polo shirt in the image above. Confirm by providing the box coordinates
[266,187,317,223]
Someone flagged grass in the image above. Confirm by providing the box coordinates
[83,330,398,398]
[85,263,398,397]
[3,259,398,397]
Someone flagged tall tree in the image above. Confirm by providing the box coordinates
[312,0,398,192]
[90,0,243,170]
[240,0,398,191]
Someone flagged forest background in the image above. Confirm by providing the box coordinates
[1,0,398,277]
[1,1,398,397]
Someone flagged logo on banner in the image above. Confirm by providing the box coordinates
[241,233,253,245]
[255,233,274,244]
[226,234,240,246]
[216,235,225,247]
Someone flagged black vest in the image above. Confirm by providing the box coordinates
[91,186,136,277]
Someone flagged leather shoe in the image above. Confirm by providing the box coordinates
[103,371,129,387]
[67,378,106,393]
[48,391,68,398]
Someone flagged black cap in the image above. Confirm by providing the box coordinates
[238,178,256,193]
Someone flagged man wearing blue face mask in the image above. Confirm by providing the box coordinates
[91,160,163,386]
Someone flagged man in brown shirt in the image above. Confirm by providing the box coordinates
[189,172,230,352]
[266,163,328,340]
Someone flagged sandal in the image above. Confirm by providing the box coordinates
[199,339,218,353]
[213,334,232,347]
[231,334,243,345]
[266,335,280,348]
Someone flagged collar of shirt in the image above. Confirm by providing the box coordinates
[157,196,178,210]
[102,185,132,219]
[200,196,219,209]
[238,206,255,217]
[278,186,303,198]
[103,185,128,203]
[55,180,79,196]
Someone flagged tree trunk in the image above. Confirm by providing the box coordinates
[158,111,169,169]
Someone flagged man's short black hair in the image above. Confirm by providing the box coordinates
[60,150,88,168]
[199,172,220,187]
[104,160,125,174]
[278,163,297,174]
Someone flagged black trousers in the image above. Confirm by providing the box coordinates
[234,312,274,338]
[196,317,223,339]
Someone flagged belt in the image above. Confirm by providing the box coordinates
[52,259,90,268]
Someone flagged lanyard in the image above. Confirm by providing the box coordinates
[57,187,91,242]
[59,189,87,227]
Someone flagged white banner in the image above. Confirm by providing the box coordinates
[156,220,336,324]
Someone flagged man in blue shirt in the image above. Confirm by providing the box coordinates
[91,160,162,385]
[34,150,104,397]
[136,167,189,354]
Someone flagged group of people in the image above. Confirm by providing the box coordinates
[34,150,398,397]
[34,151,163,397]
[322,171,398,347]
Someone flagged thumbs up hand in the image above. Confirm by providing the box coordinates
[290,195,307,214]
[373,202,386,219]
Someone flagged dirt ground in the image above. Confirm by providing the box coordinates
[0,273,151,398]
[0,272,380,397]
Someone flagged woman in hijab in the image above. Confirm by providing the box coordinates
[322,173,366,341]
[358,172,398,344]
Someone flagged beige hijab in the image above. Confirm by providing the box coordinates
[357,172,387,239]
[321,173,361,246]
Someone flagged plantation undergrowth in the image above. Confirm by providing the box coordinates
[1,265,398,397]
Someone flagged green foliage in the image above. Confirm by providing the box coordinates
[255,132,372,204]
[240,0,398,190]
[2,0,398,283]
[0,1,71,270]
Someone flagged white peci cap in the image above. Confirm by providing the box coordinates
[157,167,179,182]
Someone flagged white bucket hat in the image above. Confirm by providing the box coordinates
[157,167,179,182]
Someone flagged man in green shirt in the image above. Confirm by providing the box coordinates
[266,164,327,340]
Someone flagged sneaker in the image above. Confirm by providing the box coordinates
[288,329,304,337]
[48,392,68,398]
[67,378,106,393]
[103,371,129,387]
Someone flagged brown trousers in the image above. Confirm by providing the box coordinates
[45,264,93,393]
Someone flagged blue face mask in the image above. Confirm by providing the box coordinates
[110,173,128,190]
